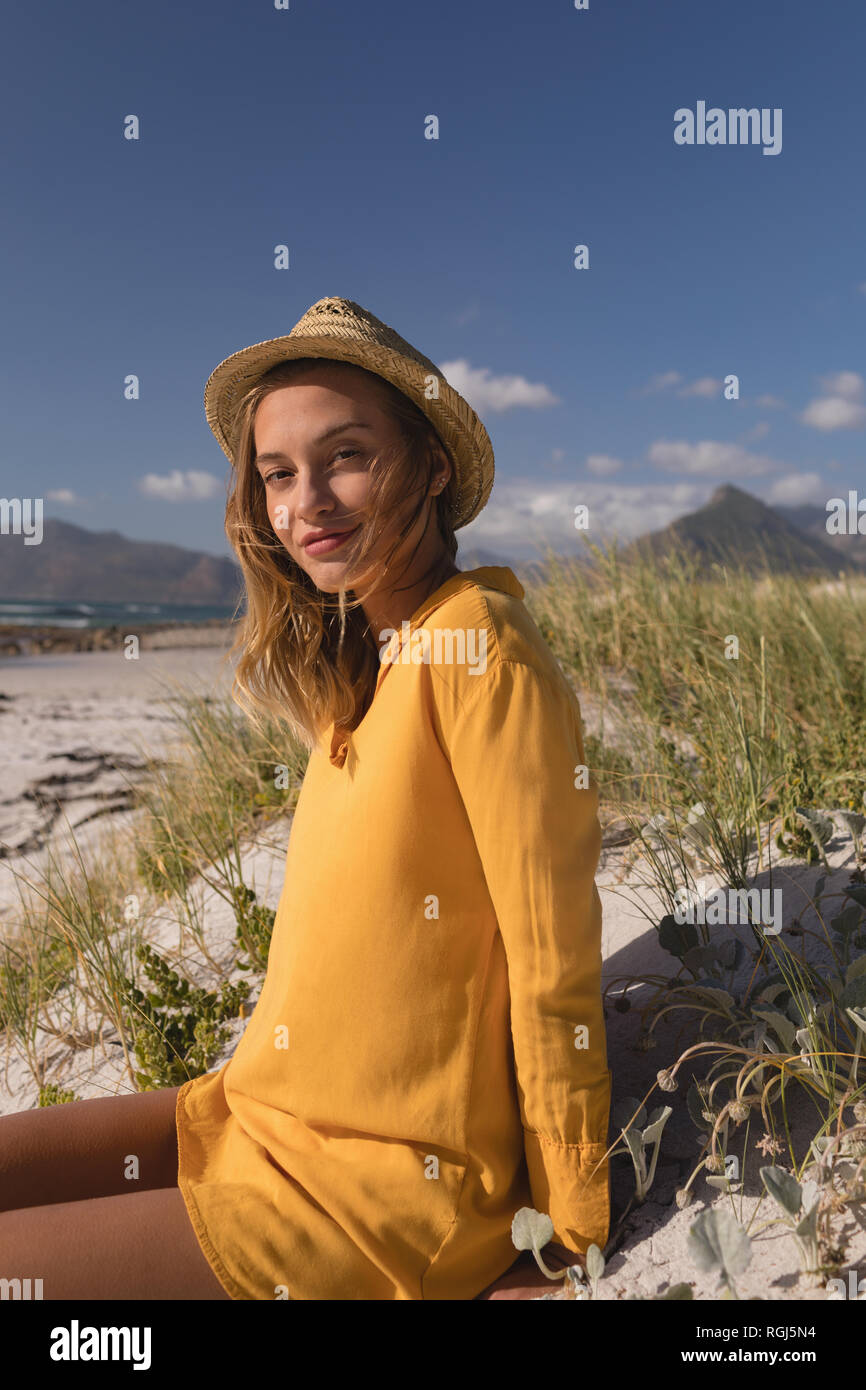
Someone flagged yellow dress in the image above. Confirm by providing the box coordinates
[175,565,611,1299]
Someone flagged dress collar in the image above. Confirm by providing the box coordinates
[327,566,524,768]
[405,565,524,626]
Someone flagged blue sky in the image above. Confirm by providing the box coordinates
[2,0,864,565]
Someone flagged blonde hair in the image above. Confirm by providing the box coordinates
[224,357,459,751]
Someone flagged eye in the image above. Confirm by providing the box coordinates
[261,449,361,485]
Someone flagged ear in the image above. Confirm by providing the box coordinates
[431,439,453,488]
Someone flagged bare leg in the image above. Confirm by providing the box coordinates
[0,1086,181,1211]
[0,1187,232,1299]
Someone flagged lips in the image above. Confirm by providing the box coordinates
[301,526,355,547]
[301,524,361,556]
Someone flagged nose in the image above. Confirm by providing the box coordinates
[291,466,338,527]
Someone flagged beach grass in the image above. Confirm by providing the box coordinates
[522,538,866,1279]
[1,688,307,1092]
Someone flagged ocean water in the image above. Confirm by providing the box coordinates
[0,598,240,629]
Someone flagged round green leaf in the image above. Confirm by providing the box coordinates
[688,1209,752,1281]
[760,1165,802,1217]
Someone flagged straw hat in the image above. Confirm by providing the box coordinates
[203,296,495,529]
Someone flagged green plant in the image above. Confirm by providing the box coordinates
[510,1208,571,1281]
[134,688,306,902]
[231,885,276,971]
[793,808,834,872]
[610,1096,673,1204]
[37,1082,80,1106]
[774,751,824,862]
[0,930,76,1030]
[576,1243,606,1300]
[808,1122,866,1279]
[122,943,250,1090]
[759,1165,822,1282]
[509,1207,605,1300]
[687,1207,752,1299]
[832,807,866,866]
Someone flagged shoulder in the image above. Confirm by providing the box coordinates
[419,576,576,712]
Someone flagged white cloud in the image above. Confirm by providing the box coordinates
[453,299,481,326]
[765,472,825,506]
[817,371,864,401]
[640,370,683,394]
[586,453,623,476]
[639,372,724,399]
[677,377,722,399]
[647,439,778,477]
[139,470,223,501]
[46,488,79,504]
[457,478,710,559]
[800,370,866,431]
[742,421,770,441]
[440,359,559,413]
[756,394,786,409]
[858,282,866,295]
[801,397,866,430]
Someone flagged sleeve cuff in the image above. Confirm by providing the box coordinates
[523,1127,611,1255]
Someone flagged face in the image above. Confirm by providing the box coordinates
[253,367,415,593]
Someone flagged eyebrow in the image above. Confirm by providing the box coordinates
[254,421,374,467]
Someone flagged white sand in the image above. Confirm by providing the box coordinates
[0,640,235,931]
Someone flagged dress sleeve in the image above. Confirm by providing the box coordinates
[431,655,612,1257]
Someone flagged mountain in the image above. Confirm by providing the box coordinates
[455,544,515,570]
[457,543,553,588]
[774,500,866,567]
[6,486,857,609]
[0,519,243,605]
[625,484,857,575]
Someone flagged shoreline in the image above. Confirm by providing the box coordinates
[0,618,235,658]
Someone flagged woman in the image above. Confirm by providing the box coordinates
[0,297,611,1300]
